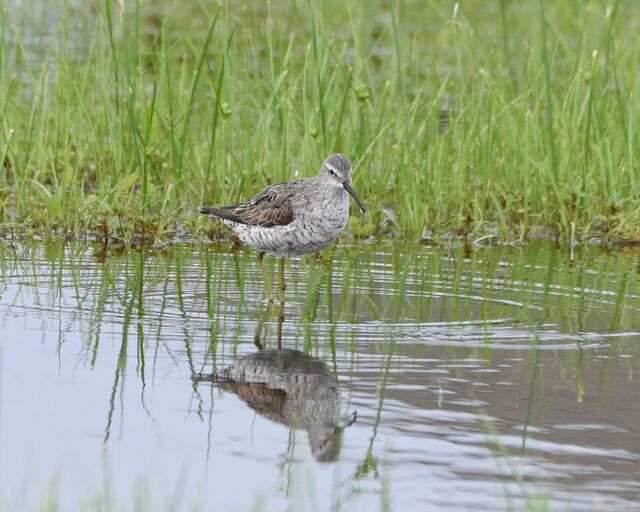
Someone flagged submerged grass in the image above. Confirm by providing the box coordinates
[1,0,639,244]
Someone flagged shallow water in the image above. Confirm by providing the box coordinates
[0,242,639,510]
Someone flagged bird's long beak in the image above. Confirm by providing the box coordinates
[343,181,366,214]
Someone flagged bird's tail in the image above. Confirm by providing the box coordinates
[200,206,245,224]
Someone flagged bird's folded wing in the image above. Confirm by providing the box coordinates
[200,181,298,228]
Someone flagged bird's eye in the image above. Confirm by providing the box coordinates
[328,168,335,176]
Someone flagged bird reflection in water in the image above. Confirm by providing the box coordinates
[194,349,354,462]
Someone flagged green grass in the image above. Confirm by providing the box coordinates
[1,0,639,245]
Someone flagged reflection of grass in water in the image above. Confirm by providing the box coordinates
[1,242,640,509]
[3,468,197,512]
[4,463,392,512]
[2,2,640,242]
[478,415,550,512]
[3,241,640,349]
[10,241,632,461]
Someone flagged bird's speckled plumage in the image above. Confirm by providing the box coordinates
[201,153,365,257]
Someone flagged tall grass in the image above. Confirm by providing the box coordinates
[1,0,639,244]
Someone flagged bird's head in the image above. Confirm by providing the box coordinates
[319,153,365,213]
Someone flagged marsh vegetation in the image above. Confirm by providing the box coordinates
[2,0,639,244]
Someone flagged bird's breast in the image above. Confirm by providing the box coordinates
[299,187,349,232]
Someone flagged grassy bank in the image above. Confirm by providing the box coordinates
[1,0,639,245]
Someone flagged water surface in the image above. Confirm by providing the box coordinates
[0,242,639,510]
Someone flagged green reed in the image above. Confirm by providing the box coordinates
[1,0,639,244]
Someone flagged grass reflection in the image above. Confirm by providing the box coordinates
[0,241,639,510]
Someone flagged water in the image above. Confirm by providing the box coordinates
[0,242,639,510]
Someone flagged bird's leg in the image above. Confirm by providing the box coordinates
[276,314,283,350]
[254,301,274,349]
[278,257,286,322]
[257,251,274,303]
